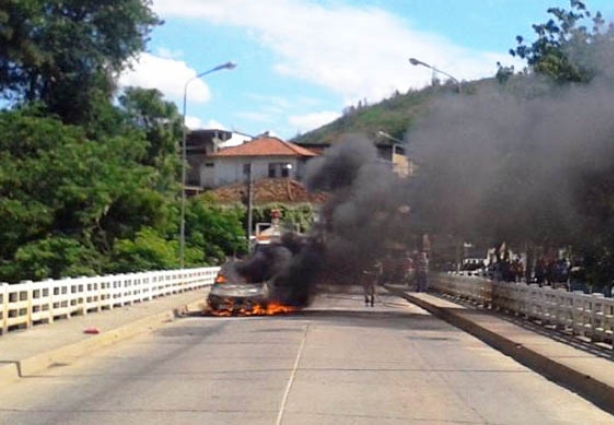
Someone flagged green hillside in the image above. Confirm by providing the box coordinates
[292,79,487,145]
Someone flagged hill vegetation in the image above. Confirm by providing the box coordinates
[293,78,490,147]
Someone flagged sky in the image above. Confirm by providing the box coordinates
[119,0,614,139]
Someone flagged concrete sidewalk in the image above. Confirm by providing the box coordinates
[0,289,209,384]
[385,285,614,415]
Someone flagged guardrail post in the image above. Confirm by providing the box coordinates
[42,279,54,324]
[22,281,34,328]
[1,283,7,334]
[590,293,605,343]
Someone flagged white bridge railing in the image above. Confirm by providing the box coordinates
[432,273,614,350]
[0,267,220,335]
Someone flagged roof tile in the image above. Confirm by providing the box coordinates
[210,137,318,157]
[210,178,328,204]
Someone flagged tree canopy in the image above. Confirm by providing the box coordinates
[0,0,160,124]
[504,0,614,84]
[0,1,246,283]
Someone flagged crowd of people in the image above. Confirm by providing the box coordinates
[360,244,581,307]
[480,247,574,289]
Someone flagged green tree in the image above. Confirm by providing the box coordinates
[12,236,101,281]
[118,87,182,195]
[0,108,156,281]
[186,195,246,265]
[249,203,316,234]
[108,227,180,273]
[508,0,614,83]
[0,0,160,124]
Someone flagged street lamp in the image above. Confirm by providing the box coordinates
[180,61,237,268]
[409,57,461,93]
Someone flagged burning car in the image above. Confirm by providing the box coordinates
[207,261,271,315]
[207,243,300,316]
[207,210,321,316]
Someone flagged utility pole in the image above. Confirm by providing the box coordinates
[246,163,254,251]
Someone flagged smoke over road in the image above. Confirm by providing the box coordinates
[305,135,412,283]
[232,134,413,307]
[233,43,614,304]
[408,71,614,247]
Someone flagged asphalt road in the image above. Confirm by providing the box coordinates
[1,292,613,425]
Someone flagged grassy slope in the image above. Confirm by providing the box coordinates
[292,79,488,145]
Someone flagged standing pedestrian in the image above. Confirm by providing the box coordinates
[535,256,547,285]
[416,251,429,292]
[362,259,380,307]
[512,256,523,282]
[404,251,415,287]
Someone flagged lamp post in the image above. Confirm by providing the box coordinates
[245,163,254,252]
[180,61,237,268]
[409,57,461,94]
[409,58,462,270]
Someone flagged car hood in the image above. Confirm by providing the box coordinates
[209,282,269,297]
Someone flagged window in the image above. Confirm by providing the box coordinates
[243,163,251,175]
[268,162,292,178]
[205,162,214,168]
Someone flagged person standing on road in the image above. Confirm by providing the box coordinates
[404,251,415,287]
[416,251,429,292]
[362,259,381,307]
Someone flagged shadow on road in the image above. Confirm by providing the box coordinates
[281,308,455,332]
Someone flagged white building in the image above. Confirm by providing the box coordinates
[199,136,318,188]
[186,129,253,186]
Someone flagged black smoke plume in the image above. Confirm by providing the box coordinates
[232,134,413,305]
[231,38,614,296]
[305,134,412,284]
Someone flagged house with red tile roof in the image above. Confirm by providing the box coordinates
[197,136,318,188]
[186,129,253,186]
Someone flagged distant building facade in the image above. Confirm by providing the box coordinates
[294,139,413,178]
[186,129,253,186]
[193,135,318,188]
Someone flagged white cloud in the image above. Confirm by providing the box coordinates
[156,47,183,59]
[152,0,523,104]
[288,111,342,133]
[185,116,203,129]
[119,52,210,102]
[184,117,227,130]
[205,119,226,130]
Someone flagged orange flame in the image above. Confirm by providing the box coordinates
[209,300,296,317]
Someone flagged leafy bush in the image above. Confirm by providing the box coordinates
[108,227,179,273]
[11,236,101,281]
